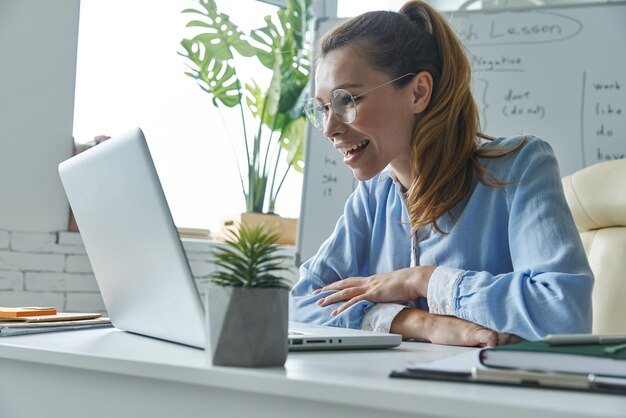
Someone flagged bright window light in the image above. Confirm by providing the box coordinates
[73,0,302,233]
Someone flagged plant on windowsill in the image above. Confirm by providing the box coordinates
[206,223,292,367]
[179,0,313,244]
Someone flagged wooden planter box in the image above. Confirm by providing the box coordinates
[220,213,298,245]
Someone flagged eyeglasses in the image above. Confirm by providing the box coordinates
[303,73,416,130]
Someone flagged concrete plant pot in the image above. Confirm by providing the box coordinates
[207,286,288,367]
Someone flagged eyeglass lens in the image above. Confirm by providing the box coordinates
[304,90,357,130]
[304,72,416,130]
[331,90,357,124]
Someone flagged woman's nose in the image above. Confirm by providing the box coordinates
[323,109,347,140]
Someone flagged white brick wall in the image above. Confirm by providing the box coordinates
[0,230,298,314]
[0,290,65,310]
[64,255,93,273]
[57,231,84,246]
[65,292,106,312]
[0,271,23,291]
[25,272,99,292]
[0,250,66,272]
[11,231,87,255]
[11,231,56,252]
[0,230,9,249]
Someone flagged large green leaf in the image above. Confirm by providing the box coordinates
[266,53,282,118]
[248,0,312,122]
[277,63,309,115]
[245,81,264,118]
[280,117,306,174]
[248,167,268,213]
[184,0,256,58]
[179,0,257,108]
[284,0,312,47]
[180,39,241,107]
[248,15,280,71]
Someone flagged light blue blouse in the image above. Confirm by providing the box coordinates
[289,136,593,341]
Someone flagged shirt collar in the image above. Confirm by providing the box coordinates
[388,169,408,195]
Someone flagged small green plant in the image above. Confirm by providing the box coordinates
[210,223,292,289]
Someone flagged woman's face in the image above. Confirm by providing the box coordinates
[315,46,422,184]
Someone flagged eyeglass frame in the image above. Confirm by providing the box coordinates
[303,72,417,130]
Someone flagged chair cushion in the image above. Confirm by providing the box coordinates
[562,159,626,231]
[581,228,626,333]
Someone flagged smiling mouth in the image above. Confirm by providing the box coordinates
[338,139,370,156]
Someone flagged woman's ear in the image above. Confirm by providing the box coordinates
[411,71,433,114]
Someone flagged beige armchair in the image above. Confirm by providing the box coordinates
[562,159,626,334]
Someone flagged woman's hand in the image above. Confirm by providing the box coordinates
[314,266,436,316]
[391,309,521,347]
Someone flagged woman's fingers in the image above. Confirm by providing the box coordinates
[313,277,366,295]
[475,329,520,347]
[331,295,366,316]
[317,286,365,306]
[472,328,498,347]
[425,314,520,348]
[313,268,432,313]
[497,332,522,346]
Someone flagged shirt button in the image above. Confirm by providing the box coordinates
[445,304,452,314]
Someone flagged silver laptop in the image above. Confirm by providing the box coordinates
[58,127,401,351]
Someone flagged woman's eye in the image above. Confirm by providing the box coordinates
[340,95,352,106]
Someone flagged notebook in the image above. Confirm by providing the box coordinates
[58,127,401,351]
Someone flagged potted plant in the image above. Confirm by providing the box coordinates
[206,223,292,367]
[179,0,313,244]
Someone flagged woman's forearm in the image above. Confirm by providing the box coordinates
[390,308,520,347]
[390,308,432,340]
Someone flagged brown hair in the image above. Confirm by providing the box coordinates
[318,0,521,234]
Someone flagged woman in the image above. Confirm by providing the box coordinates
[289,0,593,346]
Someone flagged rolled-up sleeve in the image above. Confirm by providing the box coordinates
[361,303,407,333]
[427,266,463,315]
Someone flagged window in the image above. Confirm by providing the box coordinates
[73,0,300,232]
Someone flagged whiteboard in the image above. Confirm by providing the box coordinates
[296,2,626,265]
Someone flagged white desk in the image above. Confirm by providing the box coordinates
[0,329,624,418]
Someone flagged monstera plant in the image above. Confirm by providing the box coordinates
[179,0,313,214]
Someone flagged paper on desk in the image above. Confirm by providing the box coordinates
[0,317,112,337]
[0,312,102,323]
[0,317,110,328]
[407,349,484,372]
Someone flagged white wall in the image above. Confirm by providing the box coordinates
[0,231,298,314]
[0,0,300,312]
[0,0,79,232]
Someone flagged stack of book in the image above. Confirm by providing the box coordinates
[392,333,626,395]
[479,334,626,378]
[0,307,112,337]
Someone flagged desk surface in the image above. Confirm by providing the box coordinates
[0,329,624,418]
